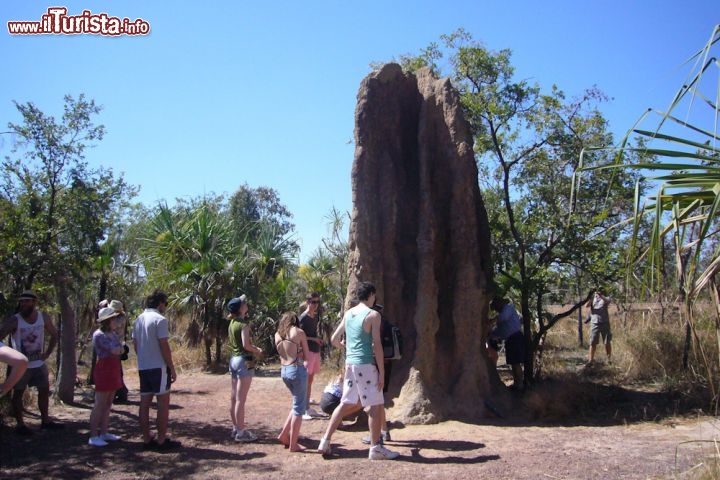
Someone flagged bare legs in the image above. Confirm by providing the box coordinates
[320,402,362,444]
[230,375,253,432]
[279,411,305,451]
[138,392,171,443]
[89,390,114,437]
[11,386,53,428]
[588,342,612,363]
[306,372,315,412]
[0,347,27,396]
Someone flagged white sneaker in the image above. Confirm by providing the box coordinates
[302,413,313,420]
[231,426,238,439]
[368,444,399,460]
[318,437,331,456]
[100,433,121,442]
[306,407,324,418]
[234,429,258,443]
[88,436,108,447]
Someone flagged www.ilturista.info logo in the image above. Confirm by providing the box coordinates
[7,7,150,36]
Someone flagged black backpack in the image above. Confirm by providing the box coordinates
[380,317,402,360]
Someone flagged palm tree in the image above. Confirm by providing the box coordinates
[580,25,720,389]
[141,201,241,366]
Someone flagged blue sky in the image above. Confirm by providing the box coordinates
[1,1,717,261]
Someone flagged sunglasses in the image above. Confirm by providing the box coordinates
[309,300,321,305]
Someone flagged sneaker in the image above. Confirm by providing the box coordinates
[88,436,108,447]
[156,438,182,451]
[41,421,64,430]
[318,437,331,456]
[100,433,121,442]
[362,431,391,444]
[234,429,258,443]
[230,426,238,439]
[368,443,399,460]
[306,407,324,418]
[302,413,313,421]
[14,424,33,436]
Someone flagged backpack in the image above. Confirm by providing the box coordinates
[380,317,402,360]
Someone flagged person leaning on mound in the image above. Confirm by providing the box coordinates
[0,290,64,435]
[489,296,526,391]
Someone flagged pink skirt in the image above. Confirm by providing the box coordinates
[94,357,122,392]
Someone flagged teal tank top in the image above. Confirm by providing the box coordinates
[344,307,374,365]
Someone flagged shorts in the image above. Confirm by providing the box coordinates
[229,355,254,379]
[281,364,308,416]
[13,364,49,391]
[341,363,384,408]
[320,391,340,415]
[590,322,612,346]
[504,331,526,365]
[304,350,321,375]
[138,367,172,396]
[94,357,122,392]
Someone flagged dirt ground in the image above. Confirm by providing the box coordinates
[1,365,719,480]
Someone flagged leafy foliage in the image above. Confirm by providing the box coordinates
[395,29,646,381]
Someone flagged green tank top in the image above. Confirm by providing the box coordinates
[228,319,246,357]
[345,307,374,365]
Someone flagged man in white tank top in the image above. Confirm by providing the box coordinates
[0,290,64,435]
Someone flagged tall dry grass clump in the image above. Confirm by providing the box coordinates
[528,303,720,421]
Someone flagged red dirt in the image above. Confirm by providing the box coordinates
[1,366,717,479]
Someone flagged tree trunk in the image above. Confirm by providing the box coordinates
[682,303,692,370]
[204,335,212,367]
[55,277,77,404]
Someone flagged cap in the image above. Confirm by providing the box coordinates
[19,290,38,301]
[97,306,122,323]
[227,295,247,314]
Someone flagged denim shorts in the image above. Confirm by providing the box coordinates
[281,364,308,416]
[229,355,254,379]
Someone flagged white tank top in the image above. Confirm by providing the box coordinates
[11,312,45,369]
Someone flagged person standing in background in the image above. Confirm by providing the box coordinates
[0,290,64,435]
[298,292,324,420]
[585,290,612,365]
[133,290,180,451]
[227,294,263,443]
[88,306,124,447]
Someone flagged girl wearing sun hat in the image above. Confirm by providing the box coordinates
[88,304,125,447]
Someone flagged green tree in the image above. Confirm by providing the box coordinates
[397,30,646,382]
[296,207,350,344]
[0,94,135,402]
[139,188,299,366]
[581,25,720,391]
[140,199,240,366]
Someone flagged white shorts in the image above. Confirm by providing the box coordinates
[341,363,384,408]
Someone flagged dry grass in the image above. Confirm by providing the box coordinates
[533,303,719,424]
